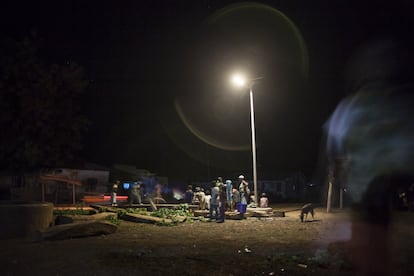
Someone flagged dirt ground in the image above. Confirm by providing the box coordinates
[2,204,413,276]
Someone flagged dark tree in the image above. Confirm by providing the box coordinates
[0,37,88,173]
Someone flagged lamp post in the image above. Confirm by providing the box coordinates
[231,74,262,206]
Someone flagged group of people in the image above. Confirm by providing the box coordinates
[110,180,144,206]
[110,176,269,216]
[110,180,164,206]
[185,175,269,223]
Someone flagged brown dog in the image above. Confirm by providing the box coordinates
[300,203,315,222]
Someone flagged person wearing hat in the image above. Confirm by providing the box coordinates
[238,175,250,204]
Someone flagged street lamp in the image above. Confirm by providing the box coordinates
[231,73,263,206]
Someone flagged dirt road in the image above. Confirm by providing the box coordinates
[2,204,413,275]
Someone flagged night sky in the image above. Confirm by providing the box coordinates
[2,0,414,183]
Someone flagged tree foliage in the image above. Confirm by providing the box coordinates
[0,37,88,172]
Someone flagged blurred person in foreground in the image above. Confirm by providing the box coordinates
[325,37,414,275]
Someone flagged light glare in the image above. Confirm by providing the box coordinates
[231,74,246,87]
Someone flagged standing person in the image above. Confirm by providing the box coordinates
[209,181,219,221]
[238,175,250,204]
[110,180,119,206]
[216,177,224,187]
[155,183,162,204]
[204,189,211,210]
[260,193,269,208]
[217,180,227,223]
[129,181,142,205]
[225,180,233,210]
[185,185,194,204]
[232,187,241,211]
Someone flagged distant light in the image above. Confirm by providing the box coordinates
[231,74,247,87]
[172,188,184,200]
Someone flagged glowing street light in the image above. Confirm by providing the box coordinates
[231,74,247,87]
[231,73,263,206]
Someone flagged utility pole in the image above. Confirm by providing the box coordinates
[326,164,334,213]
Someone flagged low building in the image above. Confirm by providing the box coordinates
[0,162,110,204]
